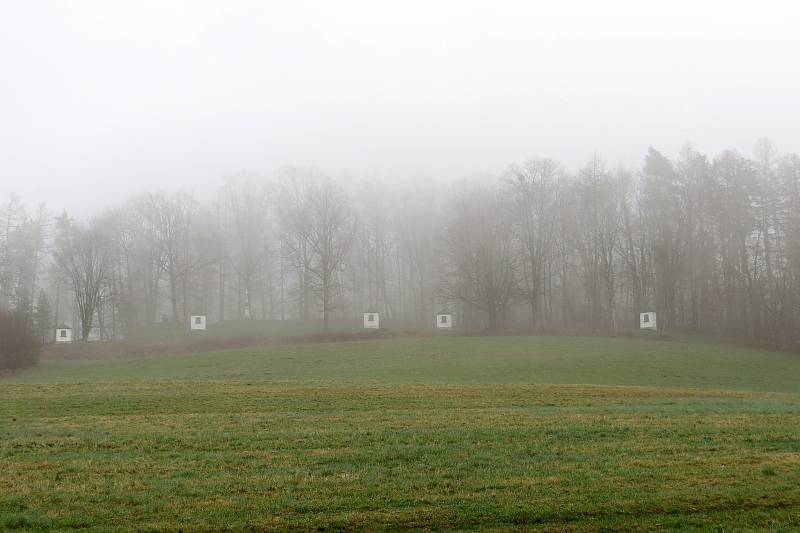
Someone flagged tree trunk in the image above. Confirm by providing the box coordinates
[322,274,330,333]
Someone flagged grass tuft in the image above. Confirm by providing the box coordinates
[761,465,777,476]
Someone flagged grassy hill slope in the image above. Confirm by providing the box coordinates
[2,336,799,530]
[12,335,800,393]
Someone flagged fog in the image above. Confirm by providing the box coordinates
[2,1,799,213]
[5,1,800,348]
[5,6,800,526]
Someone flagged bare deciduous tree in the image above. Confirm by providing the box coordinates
[53,214,114,341]
[220,175,271,319]
[443,186,518,331]
[506,158,559,329]
[278,171,357,332]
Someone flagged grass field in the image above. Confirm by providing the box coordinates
[2,336,800,530]
[42,319,417,360]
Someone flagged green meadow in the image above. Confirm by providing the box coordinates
[2,336,799,530]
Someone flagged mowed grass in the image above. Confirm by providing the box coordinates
[13,336,800,393]
[1,336,800,531]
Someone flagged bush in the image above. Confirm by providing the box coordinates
[0,310,41,371]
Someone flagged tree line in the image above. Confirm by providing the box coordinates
[2,140,800,347]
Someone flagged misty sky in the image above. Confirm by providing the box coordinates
[2,1,799,215]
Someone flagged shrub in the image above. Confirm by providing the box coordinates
[0,310,41,371]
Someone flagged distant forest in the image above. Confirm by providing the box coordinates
[3,139,800,346]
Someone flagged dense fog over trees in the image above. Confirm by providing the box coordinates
[4,139,800,346]
[3,2,800,349]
